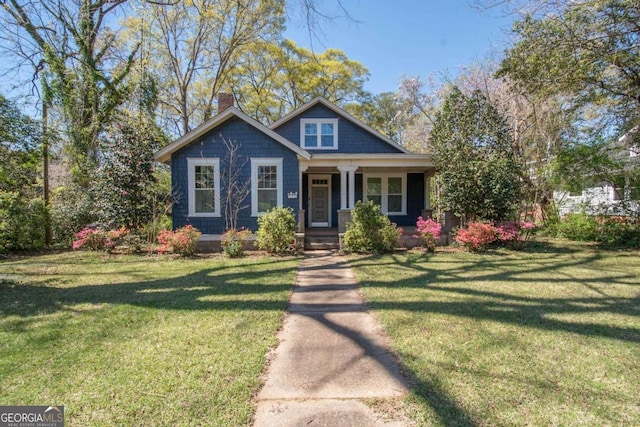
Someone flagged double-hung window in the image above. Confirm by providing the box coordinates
[301,119,338,149]
[188,158,220,217]
[251,158,283,216]
[363,174,406,215]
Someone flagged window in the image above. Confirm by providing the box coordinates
[364,174,406,215]
[188,158,220,217]
[251,158,283,216]
[300,119,338,149]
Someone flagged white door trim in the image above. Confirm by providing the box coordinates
[308,174,332,228]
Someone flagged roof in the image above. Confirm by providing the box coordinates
[154,107,311,163]
[301,153,434,171]
[269,97,412,154]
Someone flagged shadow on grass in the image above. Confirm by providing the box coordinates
[2,245,637,426]
[352,249,640,344]
[0,257,298,318]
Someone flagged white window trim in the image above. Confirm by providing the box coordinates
[187,157,221,217]
[363,173,407,215]
[251,158,284,217]
[300,118,339,150]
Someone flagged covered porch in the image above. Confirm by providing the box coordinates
[297,153,435,233]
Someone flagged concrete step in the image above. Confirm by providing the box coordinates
[304,241,340,250]
[305,237,340,250]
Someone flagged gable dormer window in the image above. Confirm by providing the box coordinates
[301,118,338,150]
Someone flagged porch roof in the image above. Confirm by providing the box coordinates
[299,152,434,171]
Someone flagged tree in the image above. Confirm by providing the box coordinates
[488,0,640,215]
[430,87,522,222]
[219,138,251,231]
[348,92,406,143]
[127,0,285,137]
[496,0,640,144]
[0,0,152,185]
[92,114,167,230]
[0,93,45,251]
[231,39,369,124]
[453,62,576,223]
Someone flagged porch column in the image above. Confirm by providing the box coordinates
[425,174,431,210]
[340,168,347,209]
[299,164,308,211]
[338,165,357,209]
[348,168,356,208]
[338,166,358,209]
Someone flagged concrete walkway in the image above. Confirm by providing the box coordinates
[253,251,411,426]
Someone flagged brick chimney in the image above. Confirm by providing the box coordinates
[217,92,234,114]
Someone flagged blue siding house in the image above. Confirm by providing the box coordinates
[154,96,435,236]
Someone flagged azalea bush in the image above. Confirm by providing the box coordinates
[496,221,536,249]
[342,200,402,254]
[72,226,130,252]
[413,216,442,252]
[455,222,499,252]
[73,228,107,251]
[221,228,253,258]
[157,225,201,256]
[455,221,536,252]
[256,207,296,254]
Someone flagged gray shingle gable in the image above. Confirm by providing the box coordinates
[270,97,408,154]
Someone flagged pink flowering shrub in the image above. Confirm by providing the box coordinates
[73,228,107,251]
[454,222,499,252]
[73,226,131,252]
[413,216,442,252]
[157,225,201,256]
[456,221,536,252]
[496,221,536,249]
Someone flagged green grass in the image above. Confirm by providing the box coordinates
[350,240,640,426]
[0,251,300,426]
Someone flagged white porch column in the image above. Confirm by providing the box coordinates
[348,168,356,208]
[338,165,357,209]
[340,168,347,209]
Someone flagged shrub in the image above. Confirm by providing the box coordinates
[255,207,296,254]
[157,225,201,256]
[413,216,442,252]
[342,200,402,254]
[557,213,598,241]
[73,228,107,251]
[0,192,47,252]
[495,221,536,249]
[455,222,498,252]
[595,216,640,248]
[72,226,133,252]
[221,228,253,258]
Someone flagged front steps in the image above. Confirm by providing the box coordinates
[304,234,340,251]
[304,228,340,251]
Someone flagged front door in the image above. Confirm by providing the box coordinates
[310,175,330,227]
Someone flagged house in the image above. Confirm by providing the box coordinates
[554,126,639,216]
[154,95,435,247]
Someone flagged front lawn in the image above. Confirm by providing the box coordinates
[0,252,300,426]
[351,240,640,426]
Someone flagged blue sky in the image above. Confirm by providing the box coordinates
[284,1,515,94]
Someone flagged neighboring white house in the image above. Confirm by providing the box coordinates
[553,183,637,216]
[554,126,639,216]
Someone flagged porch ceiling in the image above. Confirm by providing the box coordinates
[300,153,435,174]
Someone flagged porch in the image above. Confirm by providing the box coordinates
[298,155,435,233]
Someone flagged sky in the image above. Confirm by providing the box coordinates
[284,0,516,94]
